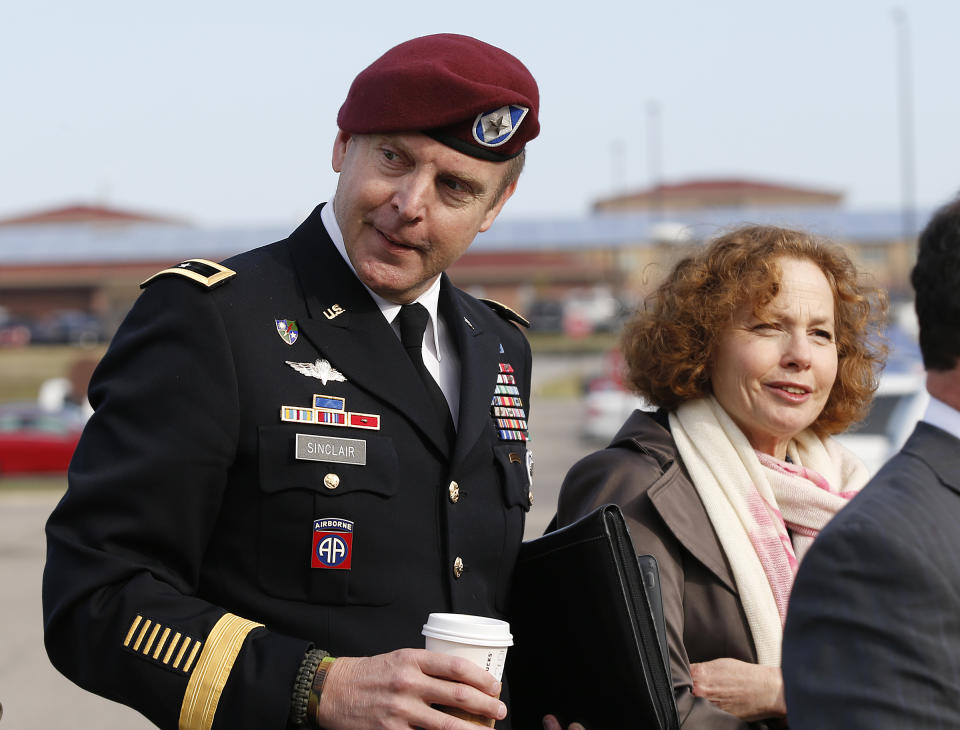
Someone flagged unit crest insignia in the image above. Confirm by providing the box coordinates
[472,105,529,148]
[276,319,299,345]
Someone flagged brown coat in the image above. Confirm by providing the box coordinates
[557,409,778,729]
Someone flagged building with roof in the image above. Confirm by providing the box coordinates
[0,203,184,227]
[593,177,845,213]
[0,193,924,339]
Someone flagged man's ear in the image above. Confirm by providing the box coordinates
[478,179,518,233]
[332,130,352,172]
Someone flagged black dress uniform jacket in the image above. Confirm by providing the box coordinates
[42,204,533,730]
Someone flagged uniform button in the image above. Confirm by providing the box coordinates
[448,481,460,503]
[453,557,464,579]
[528,488,534,506]
[323,473,340,490]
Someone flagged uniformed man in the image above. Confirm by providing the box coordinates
[43,34,540,729]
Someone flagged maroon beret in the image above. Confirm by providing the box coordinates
[337,33,539,162]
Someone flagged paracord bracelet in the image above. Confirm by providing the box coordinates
[307,656,338,726]
[289,649,329,727]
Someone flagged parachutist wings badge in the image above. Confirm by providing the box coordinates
[285,358,347,385]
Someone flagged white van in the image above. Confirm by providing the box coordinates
[836,370,928,476]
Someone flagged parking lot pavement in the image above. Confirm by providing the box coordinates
[0,388,596,728]
[0,490,156,729]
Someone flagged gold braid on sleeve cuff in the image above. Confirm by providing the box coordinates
[178,613,263,730]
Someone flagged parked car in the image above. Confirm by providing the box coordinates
[580,374,654,443]
[30,309,106,345]
[0,306,31,347]
[0,403,85,475]
[835,369,928,475]
[527,300,565,333]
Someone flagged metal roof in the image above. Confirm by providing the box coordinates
[0,206,929,265]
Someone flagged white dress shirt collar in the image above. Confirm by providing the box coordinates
[922,395,960,442]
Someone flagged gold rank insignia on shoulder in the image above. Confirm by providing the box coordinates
[480,298,530,328]
[139,259,237,290]
[122,613,203,674]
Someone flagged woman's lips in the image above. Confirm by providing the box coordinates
[766,383,811,402]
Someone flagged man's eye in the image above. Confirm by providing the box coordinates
[441,177,468,193]
[382,149,397,161]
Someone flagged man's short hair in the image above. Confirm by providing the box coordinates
[912,195,960,371]
[494,150,526,205]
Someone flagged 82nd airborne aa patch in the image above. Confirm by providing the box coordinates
[311,518,354,570]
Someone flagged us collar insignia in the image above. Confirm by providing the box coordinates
[323,304,345,321]
[286,358,346,385]
[276,319,299,345]
[473,105,529,148]
[282,393,380,430]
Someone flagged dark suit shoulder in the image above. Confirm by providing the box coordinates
[448,287,530,346]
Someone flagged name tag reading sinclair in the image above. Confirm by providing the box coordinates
[295,434,366,465]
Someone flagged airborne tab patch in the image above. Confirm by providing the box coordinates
[312,518,354,570]
[140,259,236,290]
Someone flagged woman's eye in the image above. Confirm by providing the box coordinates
[813,329,834,342]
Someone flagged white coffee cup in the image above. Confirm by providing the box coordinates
[422,613,513,726]
[422,612,513,680]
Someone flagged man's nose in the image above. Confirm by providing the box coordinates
[391,174,430,223]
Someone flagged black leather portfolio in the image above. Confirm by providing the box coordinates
[506,503,680,730]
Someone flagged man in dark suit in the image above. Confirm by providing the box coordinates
[783,194,960,728]
[43,34,540,730]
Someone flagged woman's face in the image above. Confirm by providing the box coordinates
[711,257,839,459]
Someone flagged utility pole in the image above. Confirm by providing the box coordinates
[892,7,916,242]
[647,100,663,219]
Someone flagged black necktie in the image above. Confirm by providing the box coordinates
[397,303,456,448]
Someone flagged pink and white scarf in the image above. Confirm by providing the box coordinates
[669,396,869,665]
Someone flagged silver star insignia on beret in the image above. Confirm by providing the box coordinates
[285,358,347,385]
[484,114,511,137]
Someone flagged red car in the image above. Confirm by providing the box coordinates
[0,403,84,475]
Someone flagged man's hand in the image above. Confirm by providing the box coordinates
[690,657,786,721]
[313,648,506,729]
[541,715,585,730]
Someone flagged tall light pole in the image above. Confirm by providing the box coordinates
[892,7,916,241]
[647,100,663,219]
[610,138,626,194]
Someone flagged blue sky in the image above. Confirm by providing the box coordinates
[2,0,957,227]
